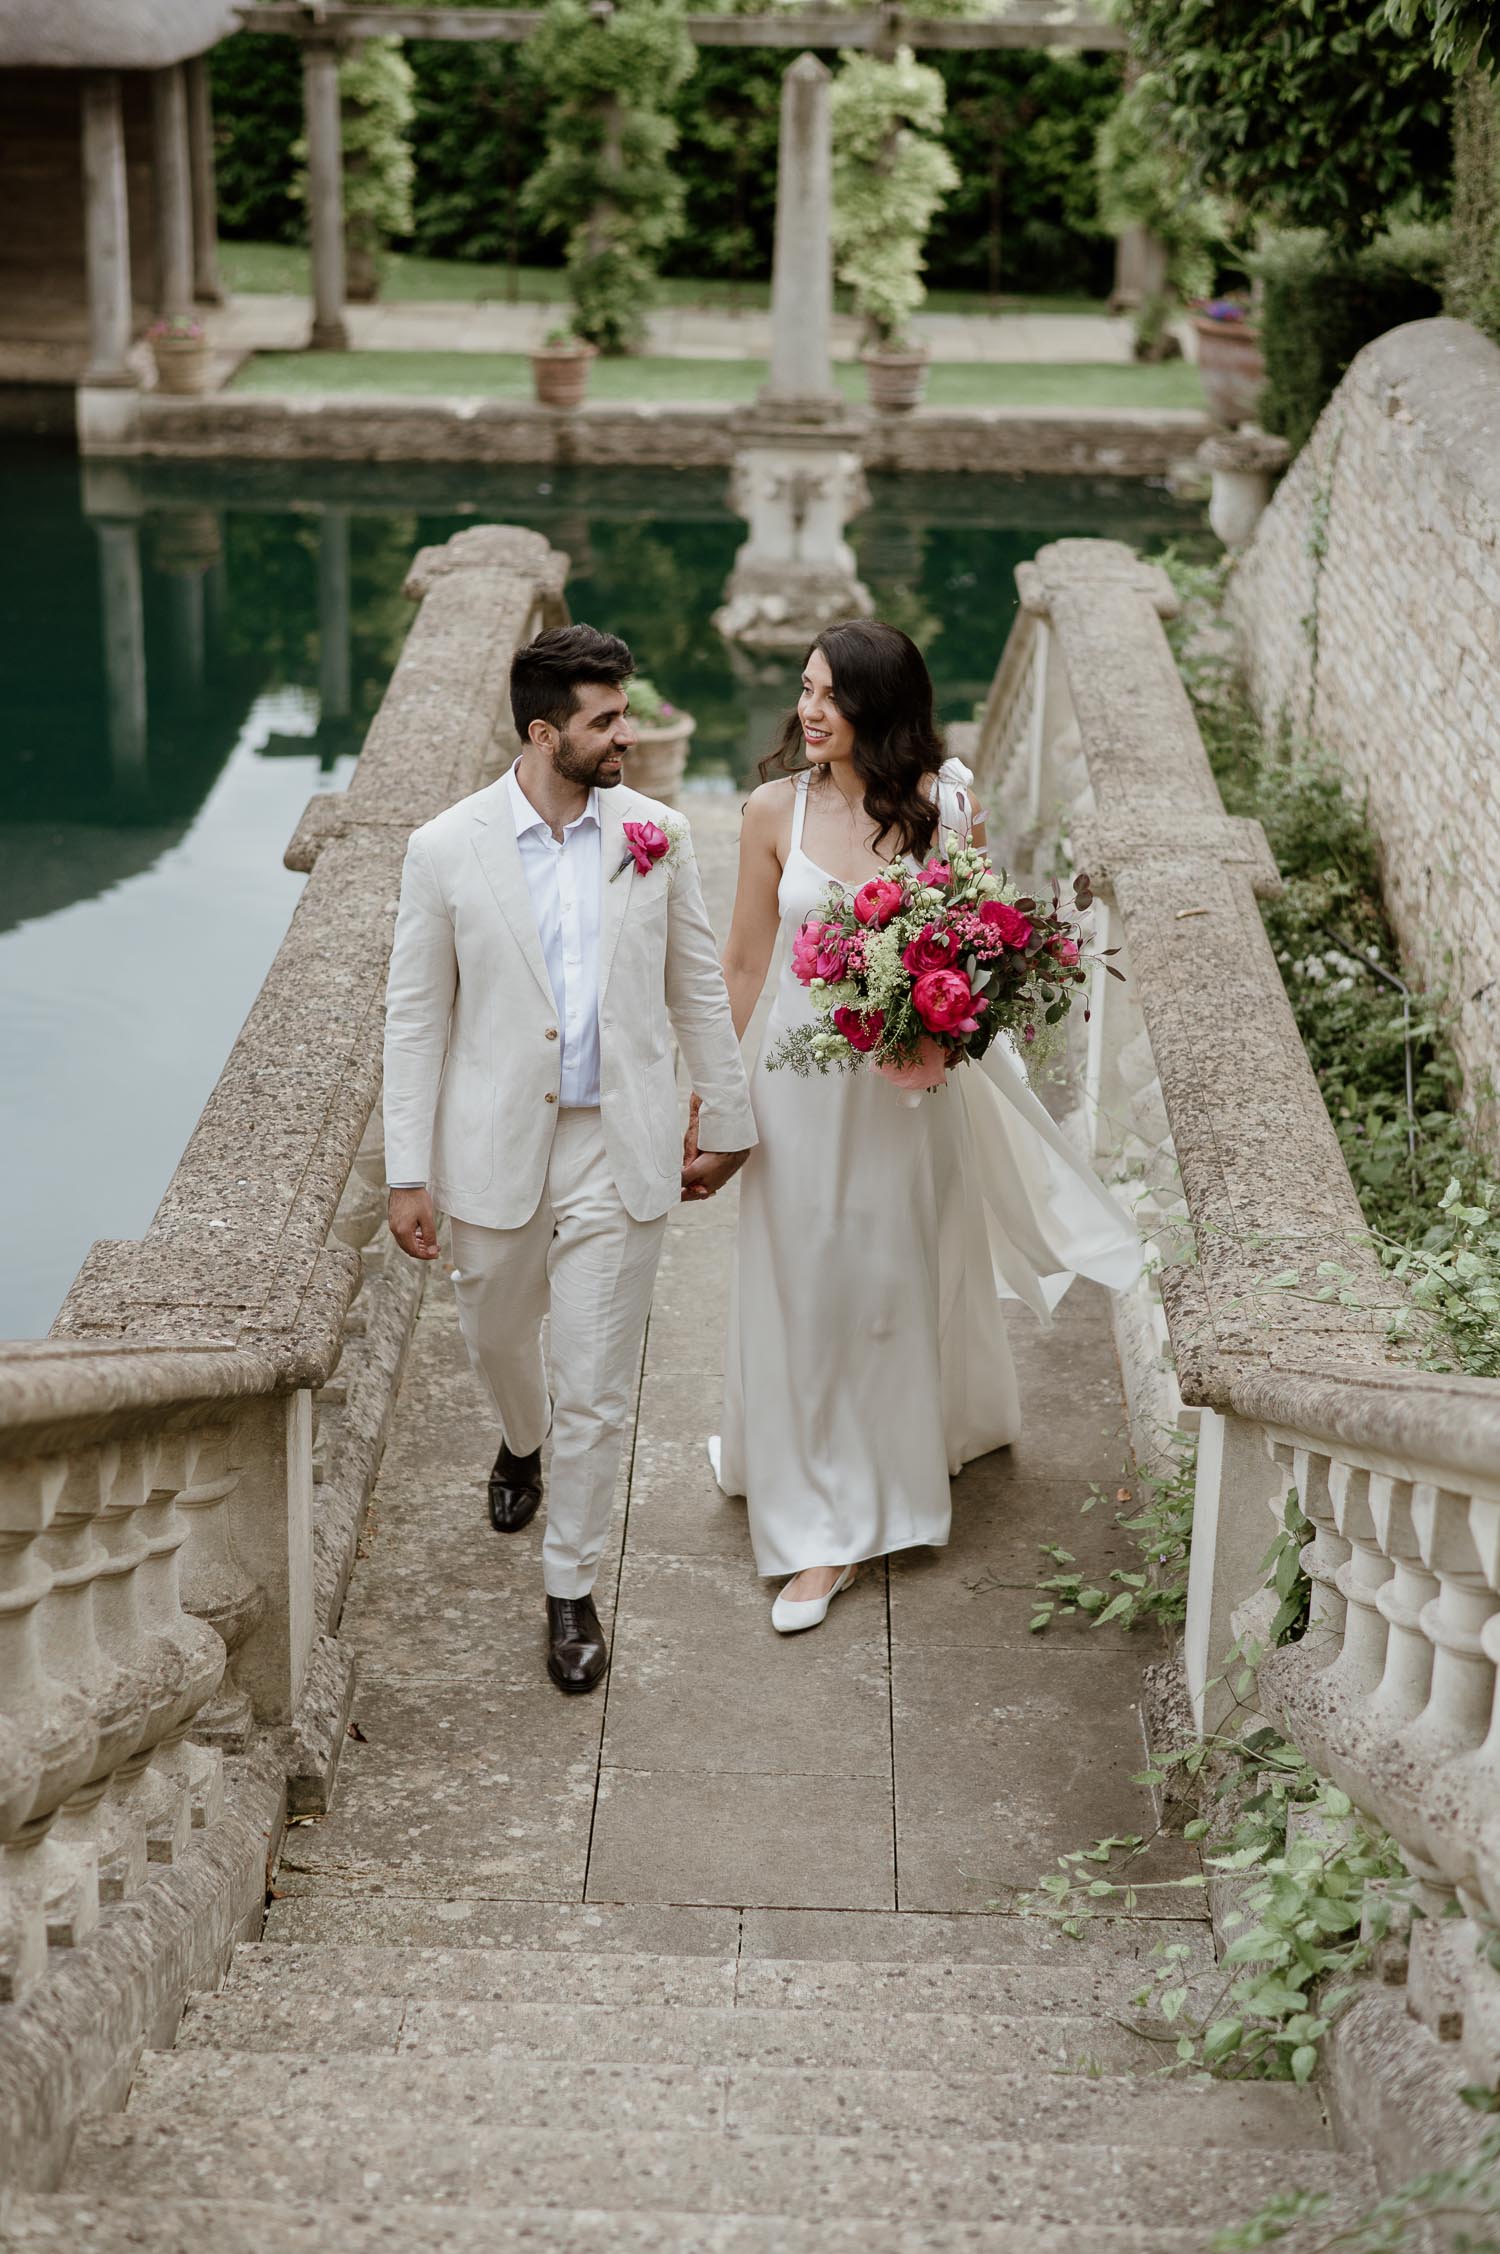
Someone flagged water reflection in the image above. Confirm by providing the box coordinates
[0,443,1207,1335]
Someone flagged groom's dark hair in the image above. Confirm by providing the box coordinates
[510,623,634,740]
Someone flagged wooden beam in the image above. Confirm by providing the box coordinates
[236,4,1125,51]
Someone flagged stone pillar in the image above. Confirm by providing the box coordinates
[94,519,148,791]
[1184,1409,1288,1732]
[184,55,224,306]
[303,43,350,351]
[1108,224,1169,316]
[152,65,195,322]
[318,508,352,722]
[79,74,136,388]
[763,54,840,419]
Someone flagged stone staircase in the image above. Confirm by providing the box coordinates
[7,1899,1371,2251]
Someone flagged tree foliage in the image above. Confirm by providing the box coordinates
[210,33,305,241]
[1114,0,1452,250]
[1383,0,1498,72]
[521,0,697,351]
[1094,74,1221,306]
[831,47,960,346]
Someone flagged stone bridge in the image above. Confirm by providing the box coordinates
[1,525,1496,2249]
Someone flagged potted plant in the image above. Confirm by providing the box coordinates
[831,49,959,414]
[531,326,598,408]
[626,673,694,800]
[1190,296,1265,426]
[146,315,213,396]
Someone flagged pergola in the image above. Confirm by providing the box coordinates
[238,0,1128,349]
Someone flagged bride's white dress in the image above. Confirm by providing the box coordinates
[719,758,1143,1579]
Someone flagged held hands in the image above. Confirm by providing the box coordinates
[388,1187,442,1261]
[681,1093,750,1203]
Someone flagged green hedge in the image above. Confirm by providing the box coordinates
[210,31,1123,296]
[1256,223,1448,451]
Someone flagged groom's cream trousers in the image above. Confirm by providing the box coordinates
[449,1106,668,1600]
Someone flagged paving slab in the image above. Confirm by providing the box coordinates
[891,1638,1200,1912]
[586,1765,896,1911]
[737,1905,1210,1962]
[263,1896,742,1953]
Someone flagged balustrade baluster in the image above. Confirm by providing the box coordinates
[174,1430,258,1750]
[1326,1463,1393,1699]
[1367,1475,1438,1727]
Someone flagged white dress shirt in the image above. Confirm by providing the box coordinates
[505,761,603,1109]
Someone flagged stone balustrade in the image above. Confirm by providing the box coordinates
[0,524,567,2178]
[974,537,1500,2088]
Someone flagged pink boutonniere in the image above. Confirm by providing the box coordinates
[610,817,683,882]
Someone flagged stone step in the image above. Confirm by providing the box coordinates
[0,2193,1356,2254]
[216,1938,1203,2016]
[131,2042,1323,2151]
[262,1894,1212,1970]
[66,2068,1368,2228]
[175,1993,1165,2074]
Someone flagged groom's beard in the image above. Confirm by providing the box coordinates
[554,725,626,790]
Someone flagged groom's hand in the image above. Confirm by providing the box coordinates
[389,1187,441,1261]
[681,1146,750,1202]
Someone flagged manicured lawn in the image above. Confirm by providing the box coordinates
[217,239,1107,321]
[229,347,1205,411]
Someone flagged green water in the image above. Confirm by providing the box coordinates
[0,443,1203,1337]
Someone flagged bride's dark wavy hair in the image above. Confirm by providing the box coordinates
[759,619,945,863]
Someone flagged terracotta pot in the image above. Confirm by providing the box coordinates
[1192,314,1265,427]
[862,346,930,415]
[150,336,213,397]
[627,711,694,804]
[532,343,597,409]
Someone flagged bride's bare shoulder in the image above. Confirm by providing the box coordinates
[742,773,798,839]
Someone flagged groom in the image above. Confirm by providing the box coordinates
[383,623,755,1693]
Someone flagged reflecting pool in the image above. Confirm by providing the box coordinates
[0,442,1206,1336]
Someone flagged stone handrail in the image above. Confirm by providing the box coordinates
[0,525,567,2029]
[973,537,1500,2090]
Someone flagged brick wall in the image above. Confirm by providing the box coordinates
[1228,315,1500,1138]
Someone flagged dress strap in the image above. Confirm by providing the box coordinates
[789,770,810,857]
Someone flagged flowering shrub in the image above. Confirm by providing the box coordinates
[831,47,959,349]
[626,674,679,729]
[768,833,1109,1089]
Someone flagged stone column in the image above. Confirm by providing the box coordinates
[763,54,840,419]
[152,64,195,322]
[95,519,149,791]
[184,55,224,306]
[303,43,350,351]
[79,74,136,388]
[318,508,352,722]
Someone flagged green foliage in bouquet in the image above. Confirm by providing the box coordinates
[831,48,961,348]
[522,0,696,353]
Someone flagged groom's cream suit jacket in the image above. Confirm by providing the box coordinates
[383,769,756,1229]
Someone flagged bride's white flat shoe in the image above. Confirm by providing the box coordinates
[771,1565,856,1635]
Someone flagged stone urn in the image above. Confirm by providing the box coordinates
[862,344,930,415]
[628,710,695,804]
[1198,426,1292,551]
[1191,312,1265,428]
[532,339,597,410]
[148,329,213,397]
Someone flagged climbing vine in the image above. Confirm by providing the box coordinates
[1213,2120,1500,2250]
[1020,1426,1197,1635]
[831,47,960,348]
[1093,75,1221,358]
[294,39,416,301]
[521,0,696,352]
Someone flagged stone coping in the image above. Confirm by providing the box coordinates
[1003,538,1420,1404]
[0,0,239,68]
[78,387,1214,479]
[1,524,566,1447]
[1224,1360,1500,1489]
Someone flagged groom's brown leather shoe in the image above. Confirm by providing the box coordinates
[546,1594,608,1695]
[489,1442,543,1533]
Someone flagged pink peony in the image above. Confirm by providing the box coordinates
[979,899,1033,950]
[815,929,852,981]
[917,859,952,889]
[1051,936,1080,966]
[790,918,827,985]
[873,1038,950,1093]
[853,877,905,928]
[912,966,986,1036]
[901,922,961,976]
[622,819,670,876]
[832,1005,885,1053]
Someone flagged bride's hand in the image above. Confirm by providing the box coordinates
[682,1093,703,1172]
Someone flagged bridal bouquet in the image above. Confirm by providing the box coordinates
[767,834,1115,1092]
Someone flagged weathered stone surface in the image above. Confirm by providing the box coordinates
[1228,317,1500,1145]
[263,1896,740,1955]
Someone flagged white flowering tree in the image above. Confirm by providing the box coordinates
[830,47,960,352]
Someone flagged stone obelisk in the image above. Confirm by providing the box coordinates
[714,53,871,649]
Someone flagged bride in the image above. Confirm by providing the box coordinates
[694,618,1142,1633]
